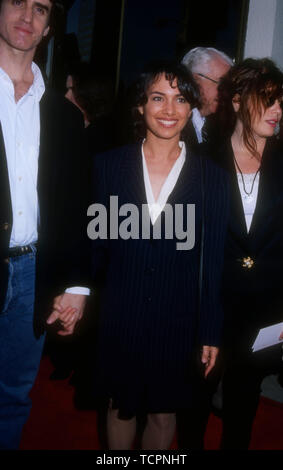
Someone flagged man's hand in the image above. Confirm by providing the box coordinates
[201,345,219,378]
[279,331,283,341]
[46,293,87,336]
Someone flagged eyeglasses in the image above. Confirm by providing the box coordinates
[197,73,220,85]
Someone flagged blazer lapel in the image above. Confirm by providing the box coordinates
[0,123,13,246]
[183,119,200,153]
[37,92,58,233]
[166,147,198,206]
[37,95,48,228]
[119,142,147,207]
[248,139,280,242]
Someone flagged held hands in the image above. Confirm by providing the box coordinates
[201,345,219,378]
[46,293,87,336]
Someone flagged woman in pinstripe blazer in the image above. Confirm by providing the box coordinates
[89,62,229,449]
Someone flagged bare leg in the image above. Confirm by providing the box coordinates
[142,413,176,450]
[107,401,136,450]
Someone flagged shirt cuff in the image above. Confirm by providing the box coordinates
[65,287,90,295]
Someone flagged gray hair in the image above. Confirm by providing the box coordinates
[182,47,233,74]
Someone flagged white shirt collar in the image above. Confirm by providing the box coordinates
[0,61,45,102]
[191,107,205,143]
[142,141,186,224]
[30,62,45,101]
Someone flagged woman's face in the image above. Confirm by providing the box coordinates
[138,73,192,141]
[234,94,282,140]
[251,99,282,139]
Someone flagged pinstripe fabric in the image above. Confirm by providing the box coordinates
[90,143,229,416]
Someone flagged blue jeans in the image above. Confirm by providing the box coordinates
[0,247,45,449]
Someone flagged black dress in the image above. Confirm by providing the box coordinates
[91,143,229,417]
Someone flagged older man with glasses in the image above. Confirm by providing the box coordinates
[182,47,233,148]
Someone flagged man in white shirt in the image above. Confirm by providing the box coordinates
[182,47,233,147]
[0,0,89,449]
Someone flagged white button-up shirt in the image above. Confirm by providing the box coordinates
[142,141,186,224]
[0,62,44,247]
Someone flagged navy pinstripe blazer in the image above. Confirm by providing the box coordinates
[90,143,229,350]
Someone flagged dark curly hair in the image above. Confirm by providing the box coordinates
[217,57,283,156]
[131,61,200,139]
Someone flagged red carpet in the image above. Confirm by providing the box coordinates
[20,355,283,450]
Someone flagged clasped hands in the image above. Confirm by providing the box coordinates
[46,293,87,336]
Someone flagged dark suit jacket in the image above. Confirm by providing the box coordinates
[0,90,90,336]
[90,143,229,413]
[183,119,200,153]
[183,112,223,154]
[91,143,229,345]
[210,138,283,349]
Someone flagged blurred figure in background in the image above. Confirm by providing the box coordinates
[48,63,118,399]
[65,62,117,155]
[181,47,232,150]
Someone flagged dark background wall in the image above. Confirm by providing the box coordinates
[119,0,184,87]
[119,0,242,87]
[41,0,247,91]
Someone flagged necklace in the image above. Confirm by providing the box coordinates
[233,156,260,197]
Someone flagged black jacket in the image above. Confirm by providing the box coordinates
[210,138,283,348]
[91,143,229,347]
[183,112,223,154]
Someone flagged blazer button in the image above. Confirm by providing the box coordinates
[241,256,254,269]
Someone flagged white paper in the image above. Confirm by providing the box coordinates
[252,322,283,352]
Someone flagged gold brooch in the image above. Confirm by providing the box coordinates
[242,256,254,269]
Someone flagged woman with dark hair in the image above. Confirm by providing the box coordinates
[90,61,229,449]
[213,58,283,449]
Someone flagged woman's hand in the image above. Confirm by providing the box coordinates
[46,293,87,336]
[201,346,219,378]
